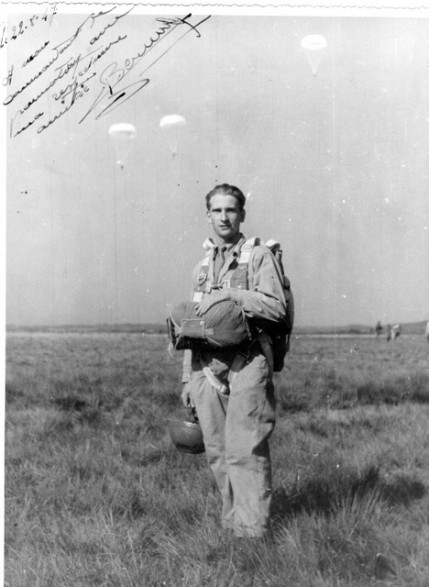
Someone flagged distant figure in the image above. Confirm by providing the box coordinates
[386,324,392,342]
[375,321,383,336]
[425,321,429,343]
[390,324,401,341]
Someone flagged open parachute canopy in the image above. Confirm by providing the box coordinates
[300,34,327,76]
[159,114,186,128]
[108,123,137,168]
[159,114,187,155]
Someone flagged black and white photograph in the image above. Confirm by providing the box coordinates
[3,1,429,584]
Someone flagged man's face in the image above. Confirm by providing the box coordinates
[207,194,245,243]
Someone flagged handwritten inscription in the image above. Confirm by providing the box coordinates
[2,65,13,86]
[3,7,211,138]
[80,14,210,123]
[0,4,57,49]
[22,40,50,67]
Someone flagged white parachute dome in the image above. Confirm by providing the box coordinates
[108,123,137,168]
[300,35,327,76]
[159,114,186,155]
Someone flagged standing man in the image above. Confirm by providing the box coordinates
[180,183,289,539]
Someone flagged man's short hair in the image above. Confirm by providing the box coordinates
[205,184,246,211]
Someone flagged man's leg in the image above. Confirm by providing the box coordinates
[189,370,235,528]
[225,350,275,537]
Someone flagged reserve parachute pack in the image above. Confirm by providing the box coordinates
[167,237,294,371]
[167,298,252,351]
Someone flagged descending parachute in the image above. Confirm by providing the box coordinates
[300,35,327,76]
[108,123,137,169]
[159,114,186,156]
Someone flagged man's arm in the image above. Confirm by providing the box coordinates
[180,266,200,406]
[232,247,286,321]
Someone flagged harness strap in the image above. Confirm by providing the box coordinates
[201,349,251,395]
[227,237,261,290]
[193,291,204,302]
[264,239,281,252]
[238,237,261,263]
[194,237,259,297]
[193,249,212,300]
[202,237,215,251]
[202,366,229,394]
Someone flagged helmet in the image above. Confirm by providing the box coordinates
[168,415,205,454]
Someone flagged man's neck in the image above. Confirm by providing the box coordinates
[213,233,243,247]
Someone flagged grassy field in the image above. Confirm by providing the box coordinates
[5,331,429,586]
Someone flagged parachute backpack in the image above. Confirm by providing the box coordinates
[265,239,294,370]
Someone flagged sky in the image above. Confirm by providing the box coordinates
[3,7,429,328]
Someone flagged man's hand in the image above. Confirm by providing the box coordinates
[181,382,192,408]
[195,291,230,316]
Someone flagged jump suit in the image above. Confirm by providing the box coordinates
[183,234,286,537]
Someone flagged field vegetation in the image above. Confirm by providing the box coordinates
[5,331,429,586]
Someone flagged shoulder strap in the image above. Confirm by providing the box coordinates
[264,239,281,254]
[193,239,215,301]
[265,239,283,268]
[229,237,261,290]
[237,237,261,263]
[202,237,215,251]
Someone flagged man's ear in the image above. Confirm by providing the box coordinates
[241,208,246,223]
[207,210,212,224]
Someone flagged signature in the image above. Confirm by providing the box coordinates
[5,9,211,137]
[80,14,211,122]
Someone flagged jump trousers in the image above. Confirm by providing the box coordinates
[189,345,276,537]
